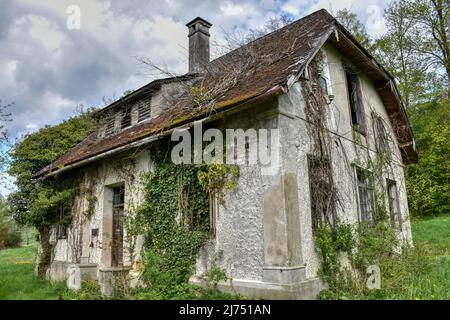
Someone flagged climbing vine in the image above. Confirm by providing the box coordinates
[131,144,239,298]
[301,52,407,299]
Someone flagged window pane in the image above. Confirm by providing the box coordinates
[356,168,374,223]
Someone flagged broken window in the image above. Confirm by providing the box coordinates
[105,113,116,136]
[138,101,151,122]
[57,201,67,239]
[387,179,402,229]
[355,167,375,223]
[345,69,366,134]
[121,107,132,129]
[308,155,335,232]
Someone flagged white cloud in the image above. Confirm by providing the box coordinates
[0,0,391,144]
[220,2,248,16]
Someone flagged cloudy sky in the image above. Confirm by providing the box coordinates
[0,0,391,142]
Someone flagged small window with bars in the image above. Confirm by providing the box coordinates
[138,101,151,122]
[121,107,132,129]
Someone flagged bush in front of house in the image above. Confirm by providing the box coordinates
[0,222,22,249]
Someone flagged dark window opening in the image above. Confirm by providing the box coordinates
[121,107,132,129]
[308,155,335,233]
[387,180,402,230]
[356,167,375,223]
[345,70,366,134]
[138,101,151,122]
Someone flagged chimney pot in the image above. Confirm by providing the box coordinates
[186,17,212,73]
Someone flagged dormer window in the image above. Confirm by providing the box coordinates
[138,101,151,122]
[121,107,131,129]
[105,114,115,136]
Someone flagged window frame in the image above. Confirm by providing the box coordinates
[386,179,402,230]
[345,68,366,135]
[354,166,376,224]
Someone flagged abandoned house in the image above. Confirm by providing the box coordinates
[35,9,418,299]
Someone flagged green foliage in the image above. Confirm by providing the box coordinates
[0,223,21,249]
[61,280,103,300]
[0,246,66,300]
[7,112,95,231]
[0,195,21,249]
[335,9,373,51]
[207,251,228,289]
[316,220,401,299]
[136,155,217,298]
[6,111,95,276]
[117,148,240,300]
[191,86,214,107]
[406,99,450,216]
[315,223,354,282]
[198,163,239,204]
[141,161,210,283]
[315,216,450,300]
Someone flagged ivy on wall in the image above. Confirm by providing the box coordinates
[132,146,239,298]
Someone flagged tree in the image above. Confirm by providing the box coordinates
[335,9,373,50]
[214,14,294,55]
[383,0,449,98]
[8,111,95,276]
[405,98,450,216]
[374,2,434,107]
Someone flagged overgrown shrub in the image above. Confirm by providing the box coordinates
[61,280,103,300]
[0,222,21,249]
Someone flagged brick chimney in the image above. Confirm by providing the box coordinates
[186,17,212,73]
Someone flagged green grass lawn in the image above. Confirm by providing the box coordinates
[402,214,450,300]
[0,246,65,300]
[412,214,450,254]
[0,215,448,300]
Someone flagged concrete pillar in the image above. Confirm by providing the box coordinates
[262,172,306,284]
